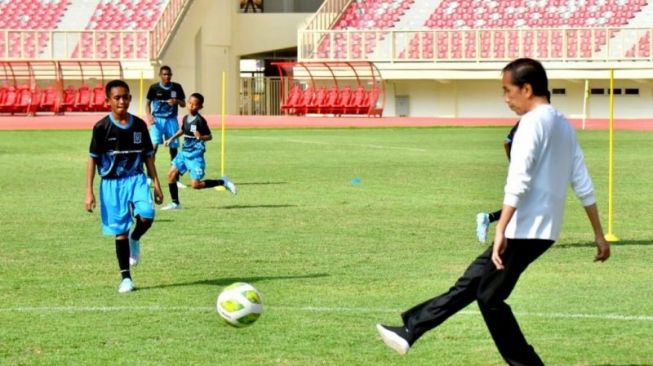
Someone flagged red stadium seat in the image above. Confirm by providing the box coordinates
[39,86,58,112]
[60,85,77,112]
[89,84,108,112]
[74,85,91,112]
[0,86,18,113]
[281,84,305,115]
[306,86,327,114]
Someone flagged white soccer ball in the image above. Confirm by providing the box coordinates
[216,282,263,327]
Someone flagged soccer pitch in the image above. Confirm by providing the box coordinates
[1,127,652,366]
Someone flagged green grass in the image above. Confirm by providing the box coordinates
[0,126,652,366]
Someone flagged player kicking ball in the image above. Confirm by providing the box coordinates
[160,92,236,210]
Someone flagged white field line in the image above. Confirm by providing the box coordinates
[244,136,428,153]
[1,305,652,322]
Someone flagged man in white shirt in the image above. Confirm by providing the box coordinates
[376,58,610,365]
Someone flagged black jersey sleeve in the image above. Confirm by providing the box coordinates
[174,83,186,101]
[146,84,157,102]
[198,115,211,137]
[89,120,107,158]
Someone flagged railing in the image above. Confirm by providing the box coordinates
[240,76,282,116]
[0,29,151,60]
[299,27,653,63]
[150,0,192,60]
[0,0,190,61]
[303,0,350,33]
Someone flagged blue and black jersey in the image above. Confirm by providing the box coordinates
[180,114,211,156]
[146,82,186,118]
[505,120,520,159]
[89,114,154,179]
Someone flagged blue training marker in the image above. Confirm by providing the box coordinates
[351,177,361,184]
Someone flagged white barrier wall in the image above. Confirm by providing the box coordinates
[386,79,653,119]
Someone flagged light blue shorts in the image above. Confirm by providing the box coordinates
[100,174,155,236]
[150,116,180,148]
[172,151,206,181]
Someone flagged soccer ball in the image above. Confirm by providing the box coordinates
[216,282,263,327]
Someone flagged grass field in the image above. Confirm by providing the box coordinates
[1,126,652,366]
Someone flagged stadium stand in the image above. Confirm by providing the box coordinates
[403,0,648,59]
[626,31,651,57]
[317,0,415,59]
[0,0,70,59]
[72,0,168,59]
[306,0,651,61]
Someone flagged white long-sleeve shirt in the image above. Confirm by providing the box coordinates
[503,104,596,240]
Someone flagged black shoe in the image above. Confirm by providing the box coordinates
[376,324,411,355]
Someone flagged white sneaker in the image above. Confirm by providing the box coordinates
[129,237,140,266]
[476,212,490,243]
[118,278,134,293]
[176,181,187,189]
[376,324,410,355]
[221,176,237,195]
[161,202,181,210]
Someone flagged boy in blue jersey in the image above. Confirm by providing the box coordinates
[146,65,187,187]
[160,93,236,210]
[475,121,520,242]
[85,80,164,293]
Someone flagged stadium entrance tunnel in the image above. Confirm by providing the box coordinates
[272,61,384,117]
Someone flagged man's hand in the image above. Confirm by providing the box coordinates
[491,230,507,270]
[193,130,201,139]
[146,114,154,125]
[594,235,611,262]
[153,185,164,205]
[85,191,96,212]
[167,98,178,106]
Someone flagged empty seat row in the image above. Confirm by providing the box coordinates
[75,0,168,58]
[281,85,382,117]
[0,84,110,115]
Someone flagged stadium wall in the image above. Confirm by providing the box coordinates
[135,1,653,119]
[149,0,310,115]
[385,78,653,119]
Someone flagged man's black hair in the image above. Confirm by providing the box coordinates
[105,79,130,97]
[502,58,549,98]
[190,92,204,105]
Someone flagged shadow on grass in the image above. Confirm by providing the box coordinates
[216,204,297,210]
[554,239,653,249]
[592,364,653,366]
[138,273,329,291]
[152,218,174,223]
[236,181,288,186]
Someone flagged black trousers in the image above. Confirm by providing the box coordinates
[401,239,554,366]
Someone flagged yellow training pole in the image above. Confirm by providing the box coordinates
[139,71,144,117]
[220,70,226,176]
[216,71,227,192]
[605,69,619,242]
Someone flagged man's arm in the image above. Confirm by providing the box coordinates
[145,99,153,124]
[144,156,163,205]
[492,204,516,270]
[85,157,97,212]
[584,203,610,262]
[165,128,184,146]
